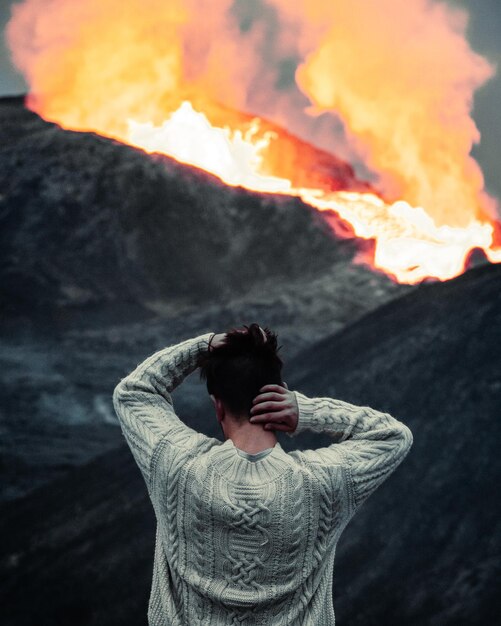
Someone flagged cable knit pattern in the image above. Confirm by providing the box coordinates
[287,392,414,511]
[113,333,413,625]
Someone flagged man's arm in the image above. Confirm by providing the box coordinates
[288,390,413,511]
[112,331,215,487]
[251,384,413,511]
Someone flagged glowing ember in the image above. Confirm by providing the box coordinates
[5,0,501,285]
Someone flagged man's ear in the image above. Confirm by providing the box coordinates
[210,394,225,422]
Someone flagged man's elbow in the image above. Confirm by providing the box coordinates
[398,423,413,457]
[112,379,128,410]
[112,377,152,410]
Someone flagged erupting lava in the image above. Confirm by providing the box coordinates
[128,102,292,193]
[6,0,501,284]
[127,101,501,283]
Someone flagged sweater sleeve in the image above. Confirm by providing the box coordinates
[287,390,413,511]
[112,332,215,487]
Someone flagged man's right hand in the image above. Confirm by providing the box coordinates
[249,383,299,433]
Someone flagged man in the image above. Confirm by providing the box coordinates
[113,323,413,625]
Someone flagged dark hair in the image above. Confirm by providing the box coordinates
[199,323,283,419]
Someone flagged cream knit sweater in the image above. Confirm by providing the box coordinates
[112,332,413,625]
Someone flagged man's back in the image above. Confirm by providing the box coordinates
[113,332,413,625]
[148,436,352,625]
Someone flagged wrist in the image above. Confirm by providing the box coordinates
[208,332,217,352]
[194,333,217,360]
[285,391,317,437]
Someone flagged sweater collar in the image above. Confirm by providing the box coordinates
[209,438,291,482]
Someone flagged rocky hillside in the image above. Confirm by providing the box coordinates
[0,262,499,625]
[0,95,377,316]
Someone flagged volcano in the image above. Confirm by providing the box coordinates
[0,95,379,318]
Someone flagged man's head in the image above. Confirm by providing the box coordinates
[199,323,283,424]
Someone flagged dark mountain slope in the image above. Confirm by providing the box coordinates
[0,262,499,624]
[0,446,154,626]
[286,260,501,625]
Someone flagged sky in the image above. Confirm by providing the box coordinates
[1,0,500,202]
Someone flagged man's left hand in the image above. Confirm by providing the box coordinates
[209,333,227,352]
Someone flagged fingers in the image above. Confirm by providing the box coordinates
[259,384,287,394]
[249,409,290,423]
[252,384,290,407]
[250,400,284,414]
[264,423,291,432]
[252,392,284,404]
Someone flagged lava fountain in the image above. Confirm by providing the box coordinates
[6,0,501,283]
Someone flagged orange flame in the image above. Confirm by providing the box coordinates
[5,0,501,284]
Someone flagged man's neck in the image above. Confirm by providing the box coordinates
[230,438,277,454]
[223,420,278,454]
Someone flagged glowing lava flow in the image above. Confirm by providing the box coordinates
[128,102,292,193]
[127,101,501,284]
